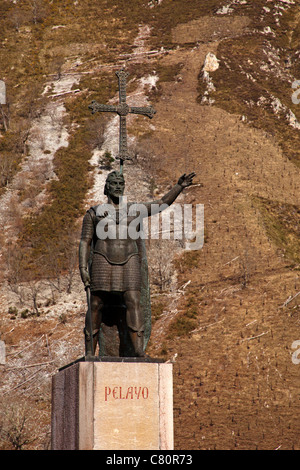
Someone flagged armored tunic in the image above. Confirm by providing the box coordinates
[80,183,183,293]
[80,205,142,292]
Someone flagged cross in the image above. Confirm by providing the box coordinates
[88,69,156,174]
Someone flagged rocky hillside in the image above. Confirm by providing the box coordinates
[0,0,299,450]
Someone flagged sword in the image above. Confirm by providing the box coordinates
[85,285,94,358]
[88,69,156,175]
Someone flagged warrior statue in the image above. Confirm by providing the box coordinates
[79,170,195,357]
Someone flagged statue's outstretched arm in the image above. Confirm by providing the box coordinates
[143,172,196,215]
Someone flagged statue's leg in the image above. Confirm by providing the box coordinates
[84,291,104,356]
[123,290,145,357]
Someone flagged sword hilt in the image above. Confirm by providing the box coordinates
[116,69,129,104]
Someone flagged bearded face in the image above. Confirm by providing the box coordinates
[105,172,125,201]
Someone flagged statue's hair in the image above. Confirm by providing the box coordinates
[104,171,125,195]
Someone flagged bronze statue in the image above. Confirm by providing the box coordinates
[79,171,195,357]
[80,68,195,357]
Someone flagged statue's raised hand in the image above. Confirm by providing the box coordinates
[178,172,196,188]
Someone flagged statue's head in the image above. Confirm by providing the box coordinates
[104,171,125,200]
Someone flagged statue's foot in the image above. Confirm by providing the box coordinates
[84,327,99,356]
[129,330,147,358]
[133,348,152,359]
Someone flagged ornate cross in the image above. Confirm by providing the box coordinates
[88,69,156,174]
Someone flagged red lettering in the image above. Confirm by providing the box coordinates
[105,386,111,401]
[104,385,149,400]
[126,386,133,399]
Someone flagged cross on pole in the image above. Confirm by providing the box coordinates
[88,69,156,174]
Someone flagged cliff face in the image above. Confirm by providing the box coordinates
[0,0,299,450]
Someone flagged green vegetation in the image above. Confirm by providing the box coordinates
[168,293,200,339]
[254,196,300,266]
[175,250,202,272]
[168,308,198,339]
[151,300,166,323]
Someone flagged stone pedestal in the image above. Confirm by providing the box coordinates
[51,358,173,450]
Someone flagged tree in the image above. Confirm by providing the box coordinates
[29,0,48,25]
[0,402,37,450]
[65,233,80,294]
[9,6,30,33]
[0,103,9,131]
[87,115,106,151]
[0,153,14,188]
[148,240,174,293]
[51,54,65,81]
[6,244,27,304]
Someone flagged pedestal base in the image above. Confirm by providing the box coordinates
[51,358,173,450]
